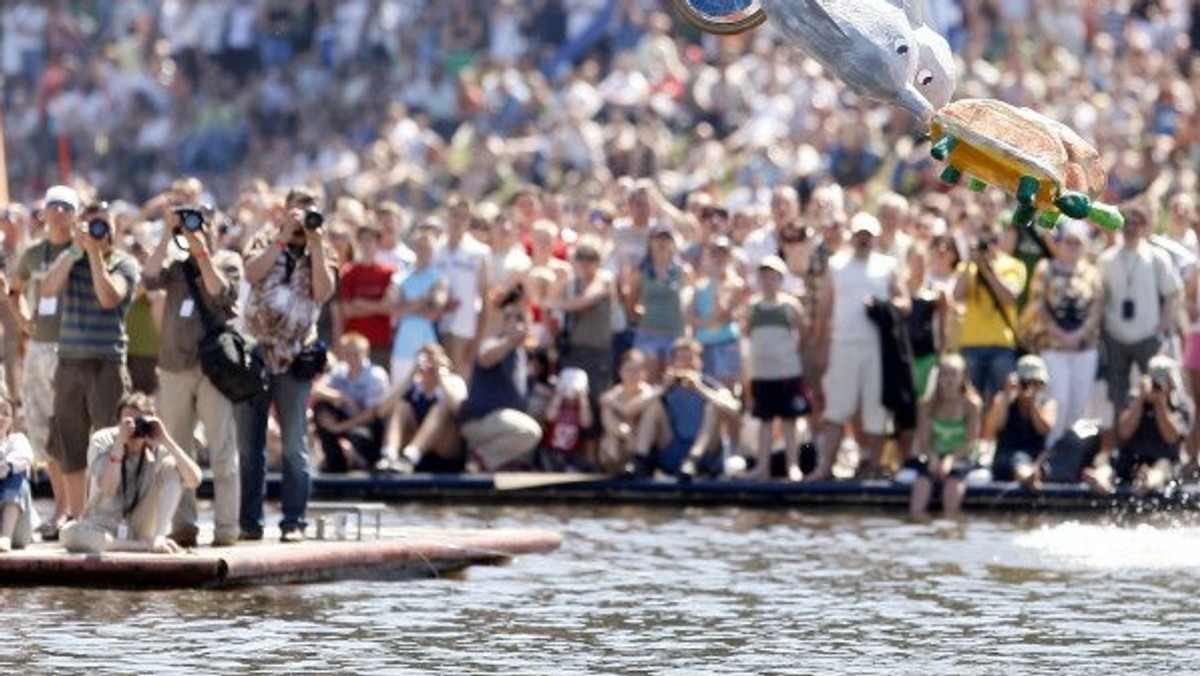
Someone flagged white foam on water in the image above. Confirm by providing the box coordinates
[1014,521,1200,570]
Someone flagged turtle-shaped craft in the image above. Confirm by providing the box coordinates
[930,98,1123,230]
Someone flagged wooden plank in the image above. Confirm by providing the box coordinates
[0,528,562,589]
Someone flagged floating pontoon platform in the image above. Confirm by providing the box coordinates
[0,527,562,589]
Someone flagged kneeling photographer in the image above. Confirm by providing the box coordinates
[60,394,202,553]
[143,204,245,547]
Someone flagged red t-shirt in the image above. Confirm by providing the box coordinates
[339,261,397,349]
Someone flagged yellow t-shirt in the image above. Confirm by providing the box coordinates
[958,254,1027,349]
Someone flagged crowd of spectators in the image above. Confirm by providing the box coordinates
[0,0,1199,548]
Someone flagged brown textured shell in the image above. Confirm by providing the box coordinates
[934,98,1106,199]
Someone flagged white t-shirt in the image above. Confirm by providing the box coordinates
[435,235,491,339]
[829,250,897,346]
[1099,242,1182,343]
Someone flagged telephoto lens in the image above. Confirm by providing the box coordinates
[88,218,110,239]
[303,207,324,230]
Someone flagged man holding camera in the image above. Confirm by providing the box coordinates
[1098,203,1181,412]
[40,201,140,530]
[59,394,202,553]
[458,287,543,471]
[956,223,1027,400]
[143,205,244,547]
[2,185,78,539]
[629,337,741,480]
[238,187,337,542]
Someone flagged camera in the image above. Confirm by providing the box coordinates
[87,218,111,240]
[132,416,153,439]
[175,207,204,233]
[303,207,324,231]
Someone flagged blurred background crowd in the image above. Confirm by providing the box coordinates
[0,0,1198,494]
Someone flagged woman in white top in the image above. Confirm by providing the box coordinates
[0,395,35,551]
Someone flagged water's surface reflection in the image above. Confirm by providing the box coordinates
[6,505,1200,674]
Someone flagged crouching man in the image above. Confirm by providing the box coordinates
[631,338,741,480]
[60,394,202,554]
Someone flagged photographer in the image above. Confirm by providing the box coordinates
[3,185,79,540]
[457,286,543,471]
[1098,203,1181,412]
[629,338,741,480]
[956,222,1027,400]
[40,201,140,532]
[984,355,1058,484]
[142,204,244,547]
[1115,356,1191,495]
[59,394,202,554]
[238,186,337,542]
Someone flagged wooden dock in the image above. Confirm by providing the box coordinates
[0,527,562,589]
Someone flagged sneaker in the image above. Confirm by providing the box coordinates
[212,532,239,547]
[279,528,305,543]
[0,536,11,552]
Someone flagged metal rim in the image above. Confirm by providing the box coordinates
[670,0,767,35]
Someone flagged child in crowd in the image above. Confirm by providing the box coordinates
[541,367,595,471]
[745,256,810,481]
[377,343,468,473]
[0,396,34,551]
[907,354,982,519]
[599,349,658,474]
[388,232,447,383]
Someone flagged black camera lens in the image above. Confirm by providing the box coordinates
[304,208,324,230]
[88,218,110,240]
[132,416,153,439]
[178,208,204,232]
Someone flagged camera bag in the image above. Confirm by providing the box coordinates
[183,264,268,402]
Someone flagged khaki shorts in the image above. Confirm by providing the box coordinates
[821,341,890,435]
[21,341,58,461]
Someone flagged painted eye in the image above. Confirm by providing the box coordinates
[895,41,910,56]
[918,69,934,85]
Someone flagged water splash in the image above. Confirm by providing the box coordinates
[1015,520,1200,570]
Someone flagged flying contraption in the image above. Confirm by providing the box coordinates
[672,0,1124,230]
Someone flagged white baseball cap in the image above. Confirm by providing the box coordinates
[43,185,80,212]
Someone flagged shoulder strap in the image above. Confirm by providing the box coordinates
[181,261,221,333]
[976,262,1018,335]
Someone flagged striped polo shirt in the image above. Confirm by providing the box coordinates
[57,251,140,361]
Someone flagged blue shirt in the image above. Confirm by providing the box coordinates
[327,361,389,409]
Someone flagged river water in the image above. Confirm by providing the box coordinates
[4,503,1200,674]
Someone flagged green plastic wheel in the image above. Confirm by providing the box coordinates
[940,166,962,184]
[967,178,987,192]
[1088,203,1125,231]
[1055,192,1092,220]
[931,135,958,161]
[1016,176,1039,205]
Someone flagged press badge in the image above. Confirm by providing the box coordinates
[180,299,195,318]
[36,297,57,316]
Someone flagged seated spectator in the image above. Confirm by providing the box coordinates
[312,333,391,473]
[0,396,35,552]
[458,286,543,471]
[377,343,468,473]
[984,355,1058,484]
[540,367,596,472]
[1034,419,1111,495]
[59,394,202,554]
[907,354,982,519]
[1115,356,1191,495]
[630,338,741,480]
[599,349,658,474]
